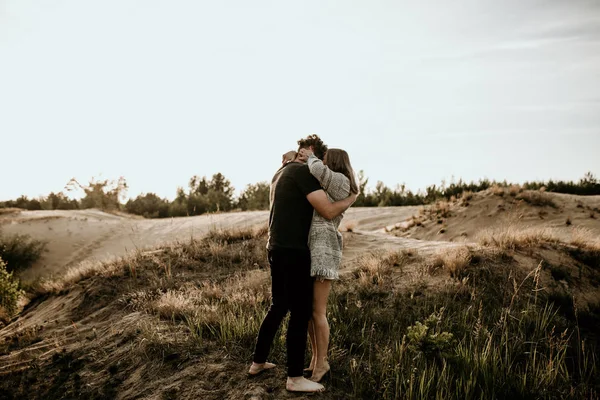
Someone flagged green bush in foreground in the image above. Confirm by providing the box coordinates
[0,257,23,319]
[0,232,46,273]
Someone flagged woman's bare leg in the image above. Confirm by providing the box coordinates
[306,319,317,372]
[310,279,332,382]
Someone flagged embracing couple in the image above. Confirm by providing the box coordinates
[248,134,359,393]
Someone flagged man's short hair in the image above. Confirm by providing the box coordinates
[297,134,328,160]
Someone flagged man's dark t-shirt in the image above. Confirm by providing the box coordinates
[267,162,322,251]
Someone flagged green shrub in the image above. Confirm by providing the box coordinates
[237,182,270,210]
[0,232,46,273]
[406,309,455,358]
[0,257,23,319]
[125,193,170,218]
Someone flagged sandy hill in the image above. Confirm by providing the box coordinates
[389,188,600,243]
[1,198,599,399]
[0,206,424,284]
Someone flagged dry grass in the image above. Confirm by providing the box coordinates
[517,190,557,208]
[354,253,391,287]
[0,208,22,216]
[154,289,196,319]
[508,184,523,197]
[435,201,451,218]
[478,226,561,250]
[461,191,473,201]
[570,227,600,252]
[199,270,269,306]
[36,226,269,296]
[141,259,269,325]
[352,250,412,288]
[204,225,266,244]
[36,259,123,294]
[479,225,600,253]
[429,247,472,277]
[420,201,452,221]
[460,191,473,206]
[490,185,505,197]
[135,315,194,359]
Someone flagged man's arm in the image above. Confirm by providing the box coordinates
[306,190,357,221]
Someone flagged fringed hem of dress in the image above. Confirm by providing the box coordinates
[311,268,339,280]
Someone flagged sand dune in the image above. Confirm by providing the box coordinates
[390,190,600,243]
[0,206,425,283]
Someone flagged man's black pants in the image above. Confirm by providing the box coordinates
[253,248,314,377]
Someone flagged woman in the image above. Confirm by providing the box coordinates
[292,147,359,382]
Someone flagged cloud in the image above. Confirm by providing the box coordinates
[521,17,600,44]
[420,4,600,64]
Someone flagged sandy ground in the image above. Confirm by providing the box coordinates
[1,209,268,281]
[0,206,425,282]
[392,191,600,243]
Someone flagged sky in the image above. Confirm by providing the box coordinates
[1,0,599,201]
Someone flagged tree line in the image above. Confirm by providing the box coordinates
[0,173,270,218]
[1,171,598,218]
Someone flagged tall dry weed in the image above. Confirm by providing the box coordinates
[478,226,560,250]
[154,289,197,319]
[490,185,505,197]
[508,184,523,197]
[430,247,472,277]
[517,190,557,208]
[570,227,600,251]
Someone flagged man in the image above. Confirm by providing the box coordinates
[248,134,356,393]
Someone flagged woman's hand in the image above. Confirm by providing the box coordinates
[297,148,314,162]
[282,151,297,165]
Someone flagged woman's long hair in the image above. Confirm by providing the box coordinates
[325,149,359,194]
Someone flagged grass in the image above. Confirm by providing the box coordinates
[490,185,505,197]
[570,227,600,252]
[0,208,22,216]
[5,225,600,399]
[460,191,473,206]
[478,225,600,255]
[326,253,598,399]
[142,239,600,398]
[420,201,452,222]
[478,226,561,250]
[36,226,267,295]
[517,190,558,208]
[508,184,523,197]
[351,250,410,291]
[428,246,472,277]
